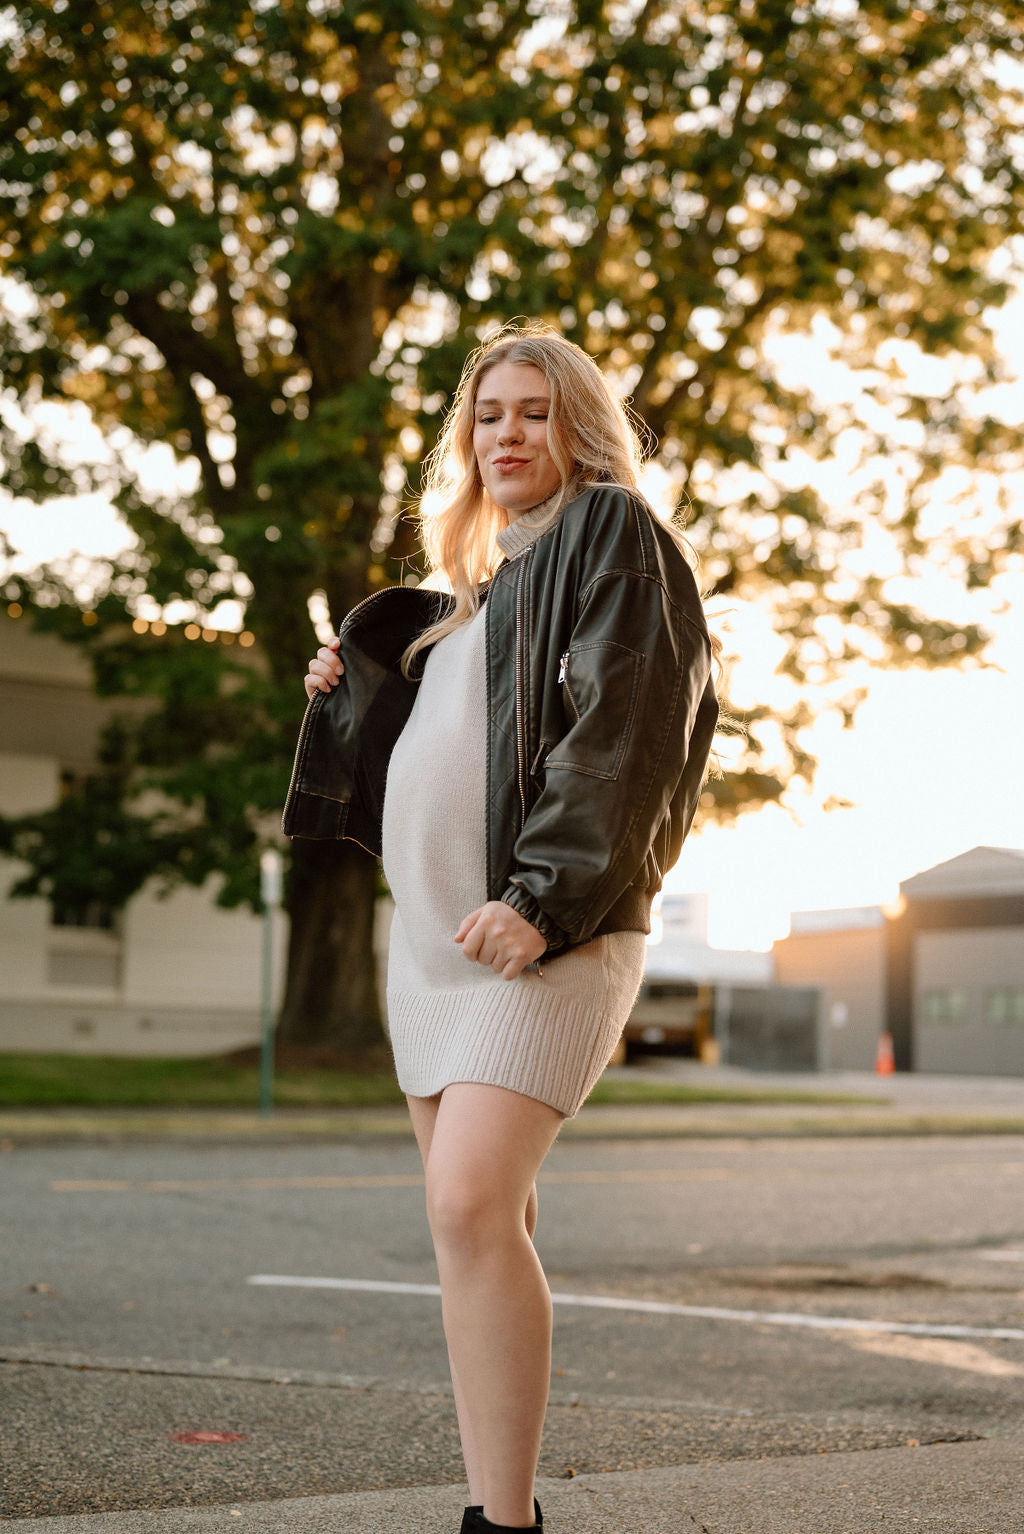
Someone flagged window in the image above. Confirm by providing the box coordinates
[920,989,967,1024]
[51,900,116,932]
[986,988,1024,1026]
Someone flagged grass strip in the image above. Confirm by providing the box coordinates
[0,1053,884,1110]
[0,1053,404,1108]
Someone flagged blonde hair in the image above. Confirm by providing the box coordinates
[402,321,699,676]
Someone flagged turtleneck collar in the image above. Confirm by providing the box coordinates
[495,486,569,560]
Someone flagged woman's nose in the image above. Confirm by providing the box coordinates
[496,417,524,444]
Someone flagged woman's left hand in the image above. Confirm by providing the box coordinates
[455,901,547,980]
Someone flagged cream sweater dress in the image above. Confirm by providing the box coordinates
[381,506,646,1118]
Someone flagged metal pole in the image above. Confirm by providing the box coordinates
[259,849,283,1119]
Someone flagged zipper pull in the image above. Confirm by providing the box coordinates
[557,651,569,684]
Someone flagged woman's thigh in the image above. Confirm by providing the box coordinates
[406,1091,442,1169]
[423,1084,562,1236]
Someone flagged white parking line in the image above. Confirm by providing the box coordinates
[979,1250,1024,1262]
[246,1275,1024,1343]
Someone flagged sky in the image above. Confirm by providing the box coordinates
[3,299,1023,952]
[675,299,1024,947]
[668,612,1024,947]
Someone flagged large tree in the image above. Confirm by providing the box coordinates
[1,0,1022,1052]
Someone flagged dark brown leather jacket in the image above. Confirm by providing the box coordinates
[282,485,719,956]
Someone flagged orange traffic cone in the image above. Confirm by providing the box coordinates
[875,1030,895,1075]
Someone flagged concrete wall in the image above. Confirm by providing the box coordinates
[0,999,264,1058]
[914,926,1024,1075]
[0,852,281,1058]
[0,733,279,1057]
[772,926,886,1071]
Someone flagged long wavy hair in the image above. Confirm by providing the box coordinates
[401,322,704,676]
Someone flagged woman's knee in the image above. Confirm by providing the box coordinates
[426,1170,517,1256]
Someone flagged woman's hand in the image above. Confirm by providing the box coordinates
[303,635,345,700]
[455,900,547,980]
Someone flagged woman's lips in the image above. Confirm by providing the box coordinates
[493,458,529,472]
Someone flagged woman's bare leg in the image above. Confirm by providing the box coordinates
[418,1083,562,1528]
[407,1092,541,1512]
[407,1093,485,1505]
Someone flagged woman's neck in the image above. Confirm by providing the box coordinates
[502,486,563,526]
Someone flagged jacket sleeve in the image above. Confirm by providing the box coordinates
[499,565,714,953]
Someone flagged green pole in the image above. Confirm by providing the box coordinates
[259,849,283,1118]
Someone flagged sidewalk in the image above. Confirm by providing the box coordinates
[2,1067,1024,1143]
[612,1059,1024,1114]
[9,1434,1023,1532]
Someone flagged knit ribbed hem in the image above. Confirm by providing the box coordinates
[387,935,644,1119]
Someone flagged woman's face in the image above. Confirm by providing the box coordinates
[472,361,563,519]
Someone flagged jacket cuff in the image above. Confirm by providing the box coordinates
[500,884,570,957]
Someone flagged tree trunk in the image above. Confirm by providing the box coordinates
[277,839,386,1060]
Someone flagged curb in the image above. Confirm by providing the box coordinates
[6,1435,1023,1533]
[3,1104,1024,1144]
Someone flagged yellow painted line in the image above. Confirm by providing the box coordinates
[541,1168,732,1184]
[51,1167,734,1194]
[50,1174,426,1193]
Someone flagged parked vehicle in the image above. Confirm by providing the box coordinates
[613,980,715,1063]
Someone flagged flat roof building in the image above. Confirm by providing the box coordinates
[774,847,1024,1075]
[888,846,1024,1075]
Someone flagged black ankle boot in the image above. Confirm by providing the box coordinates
[460,1508,483,1533]
[470,1499,543,1531]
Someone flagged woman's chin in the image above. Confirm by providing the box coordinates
[493,487,560,518]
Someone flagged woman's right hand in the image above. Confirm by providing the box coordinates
[303,635,345,700]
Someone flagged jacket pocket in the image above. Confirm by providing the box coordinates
[546,641,645,781]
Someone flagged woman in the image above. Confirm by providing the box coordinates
[285,324,719,1531]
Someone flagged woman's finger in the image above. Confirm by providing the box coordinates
[457,915,483,961]
[309,657,344,681]
[303,660,344,697]
[454,908,482,943]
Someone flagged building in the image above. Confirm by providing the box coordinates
[772,905,886,1071]
[630,892,822,1068]
[888,846,1024,1075]
[0,610,277,1056]
[644,892,774,986]
[773,847,1024,1075]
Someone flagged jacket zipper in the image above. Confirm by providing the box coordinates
[513,550,533,833]
[288,585,423,806]
[558,650,569,684]
[338,584,399,638]
[287,589,395,798]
